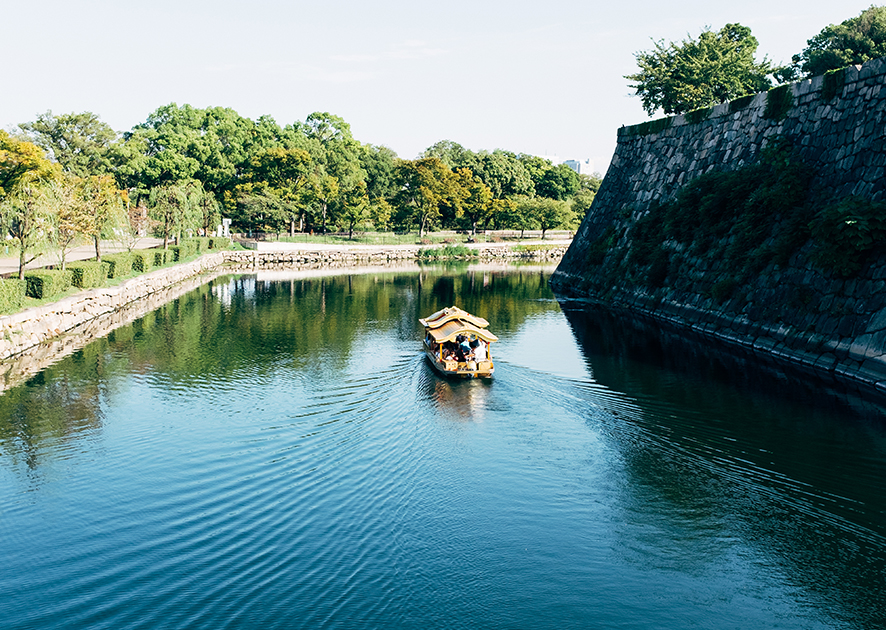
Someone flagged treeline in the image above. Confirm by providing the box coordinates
[0,105,600,278]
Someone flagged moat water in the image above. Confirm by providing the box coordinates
[1,264,884,629]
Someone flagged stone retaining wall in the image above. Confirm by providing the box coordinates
[552,57,886,395]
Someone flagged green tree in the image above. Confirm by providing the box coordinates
[534,198,575,239]
[393,158,457,237]
[1,181,53,279]
[79,175,126,261]
[502,195,538,238]
[360,144,398,200]
[517,154,554,195]
[456,169,493,235]
[537,164,581,200]
[337,182,370,239]
[626,23,773,116]
[793,6,886,76]
[149,181,199,249]
[421,140,476,170]
[47,176,92,270]
[19,111,117,178]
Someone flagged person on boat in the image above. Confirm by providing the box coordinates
[457,335,471,359]
[472,339,487,362]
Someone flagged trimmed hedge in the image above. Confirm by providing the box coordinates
[0,279,26,314]
[25,270,73,299]
[131,250,155,273]
[103,253,134,278]
[184,237,210,253]
[208,237,232,249]
[69,261,107,288]
[153,249,171,267]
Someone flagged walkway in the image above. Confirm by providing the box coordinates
[0,238,164,277]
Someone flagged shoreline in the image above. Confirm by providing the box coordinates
[0,246,567,391]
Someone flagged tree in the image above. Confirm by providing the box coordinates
[393,158,457,238]
[502,196,538,238]
[149,182,197,249]
[533,198,575,239]
[456,169,493,235]
[626,23,773,116]
[792,6,886,77]
[0,130,57,199]
[47,176,92,270]
[79,175,126,261]
[19,111,117,178]
[360,144,398,200]
[537,164,581,200]
[369,198,392,232]
[1,181,53,279]
[337,182,370,239]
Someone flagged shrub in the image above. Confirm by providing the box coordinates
[809,196,886,276]
[153,249,171,267]
[102,253,134,279]
[25,270,72,299]
[208,237,232,249]
[684,107,712,124]
[0,279,26,314]
[821,68,846,102]
[620,117,674,137]
[764,85,793,120]
[69,261,107,288]
[728,94,756,113]
[711,277,739,303]
[131,251,155,273]
[184,237,210,253]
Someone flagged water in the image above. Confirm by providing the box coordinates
[1,264,885,630]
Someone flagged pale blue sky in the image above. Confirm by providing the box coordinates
[2,1,875,173]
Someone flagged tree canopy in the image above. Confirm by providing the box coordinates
[626,23,773,116]
[792,5,886,77]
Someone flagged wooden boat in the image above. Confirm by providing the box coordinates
[420,306,498,378]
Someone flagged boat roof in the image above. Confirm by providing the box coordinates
[419,306,489,329]
[426,319,499,343]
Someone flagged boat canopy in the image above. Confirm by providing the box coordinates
[419,306,489,330]
[425,319,499,344]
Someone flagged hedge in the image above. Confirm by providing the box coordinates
[103,253,134,278]
[153,249,171,267]
[208,237,232,249]
[0,279,26,314]
[25,270,73,299]
[184,237,210,253]
[69,261,107,288]
[132,251,155,273]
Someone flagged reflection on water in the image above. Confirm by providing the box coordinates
[0,264,884,630]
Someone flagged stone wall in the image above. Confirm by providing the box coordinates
[551,57,886,394]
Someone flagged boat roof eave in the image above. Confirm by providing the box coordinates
[426,319,499,343]
[419,306,489,329]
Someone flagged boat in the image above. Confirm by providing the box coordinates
[420,306,498,378]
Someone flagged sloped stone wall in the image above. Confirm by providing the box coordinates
[551,57,886,394]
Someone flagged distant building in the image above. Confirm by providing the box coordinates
[562,159,595,175]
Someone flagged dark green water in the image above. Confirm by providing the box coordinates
[1,265,884,629]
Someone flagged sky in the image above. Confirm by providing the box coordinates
[1,1,876,174]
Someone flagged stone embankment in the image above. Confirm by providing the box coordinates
[224,243,567,269]
[0,242,566,371]
[552,56,886,395]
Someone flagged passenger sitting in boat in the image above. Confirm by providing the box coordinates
[457,335,471,360]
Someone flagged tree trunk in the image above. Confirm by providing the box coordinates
[94,235,101,262]
[18,244,26,281]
